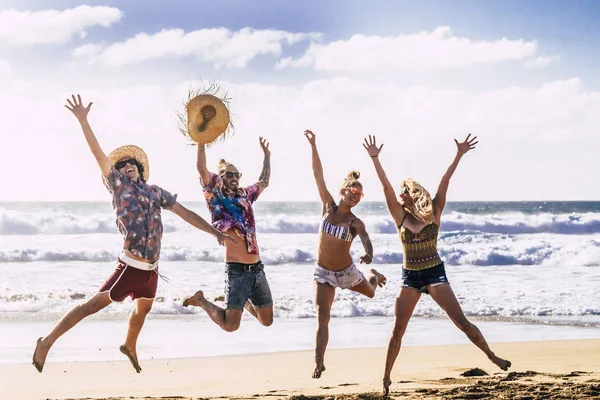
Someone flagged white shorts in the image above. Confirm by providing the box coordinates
[313,263,365,289]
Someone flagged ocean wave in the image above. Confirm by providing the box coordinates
[1,236,600,266]
[4,207,600,236]
[2,291,599,323]
[0,208,179,236]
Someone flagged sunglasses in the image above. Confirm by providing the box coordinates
[399,186,409,195]
[349,186,364,198]
[221,171,242,179]
[115,159,139,170]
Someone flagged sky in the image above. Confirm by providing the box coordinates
[0,0,599,202]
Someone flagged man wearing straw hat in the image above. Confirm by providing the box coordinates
[32,94,233,374]
[180,92,274,332]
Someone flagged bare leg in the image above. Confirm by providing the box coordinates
[183,290,243,332]
[382,287,421,395]
[428,283,511,371]
[313,282,335,379]
[120,298,154,373]
[244,300,259,318]
[32,292,112,372]
[349,269,387,298]
[253,305,274,327]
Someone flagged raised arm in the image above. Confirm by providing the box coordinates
[196,144,211,186]
[304,130,334,214]
[363,135,426,233]
[433,134,478,215]
[256,137,271,195]
[65,94,111,177]
[363,135,406,225]
[353,219,373,264]
[169,202,235,246]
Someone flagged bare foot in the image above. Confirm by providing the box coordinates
[32,337,49,373]
[312,357,326,379]
[183,290,206,307]
[491,355,512,371]
[119,345,141,373]
[382,377,392,396]
[214,294,225,302]
[371,269,387,287]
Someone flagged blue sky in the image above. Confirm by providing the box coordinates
[0,1,599,201]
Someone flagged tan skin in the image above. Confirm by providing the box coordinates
[183,138,273,332]
[363,134,511,396]
[305,129,395,379]
[31,95,233,374]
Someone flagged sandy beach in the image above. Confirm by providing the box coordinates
[1,338,599,399]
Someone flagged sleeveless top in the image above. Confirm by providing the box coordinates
[319,206,354,242]
[400,223,442,270]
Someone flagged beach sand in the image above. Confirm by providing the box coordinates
[2,339,599,399]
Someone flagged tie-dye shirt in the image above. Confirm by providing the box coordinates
[103,166,177,262]
[201,172,261,254]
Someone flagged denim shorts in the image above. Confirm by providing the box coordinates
[401,262,449,294]
[224,261,273,310]
[313,262,365,289]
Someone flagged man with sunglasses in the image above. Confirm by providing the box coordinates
[32,95,233,374]
[183,138,273,333]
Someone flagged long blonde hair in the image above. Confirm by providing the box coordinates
[402,178,433,224]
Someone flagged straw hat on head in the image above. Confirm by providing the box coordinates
[177,83,233,146]
[108,145,150,181]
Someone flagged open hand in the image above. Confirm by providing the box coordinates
[259,137,271,157]
[65,94,92,121]
[216,232,237,246]
[304,130,316,145]
[362,135,383,157]
[360,253,373,264]
[454,133,478,155]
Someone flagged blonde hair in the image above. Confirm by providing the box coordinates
[342,170,362,189]
[217,159,237,173]
[402,178,433,224]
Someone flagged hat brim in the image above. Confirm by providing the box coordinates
[178,91,232,145]
[108,145,150,181]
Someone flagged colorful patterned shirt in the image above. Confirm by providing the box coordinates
[103,166,177,262]
[201,172,261,254]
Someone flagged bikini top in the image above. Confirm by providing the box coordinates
[319,206,354,242]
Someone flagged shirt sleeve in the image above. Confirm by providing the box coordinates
[200,172,221,193]
[245,183,261,203]
[102,166,123,194]
[157,187,178,209]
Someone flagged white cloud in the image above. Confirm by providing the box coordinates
[0,5,122,46]
[524,55,559,69]
[276,26,537,71]
[74,27,321,67]
[1,75,599,202]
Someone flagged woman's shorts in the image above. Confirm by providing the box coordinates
[401,262,448,294]
[314,262,365,289]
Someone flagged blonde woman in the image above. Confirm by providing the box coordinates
[304,130,420,379]
[363,134,511,395]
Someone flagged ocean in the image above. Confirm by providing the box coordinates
[1,201,599,364]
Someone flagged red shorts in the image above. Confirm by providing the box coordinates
[99,259,158,302]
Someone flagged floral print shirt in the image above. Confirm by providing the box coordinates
[201,172,260,254]
[103,166,177,262]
